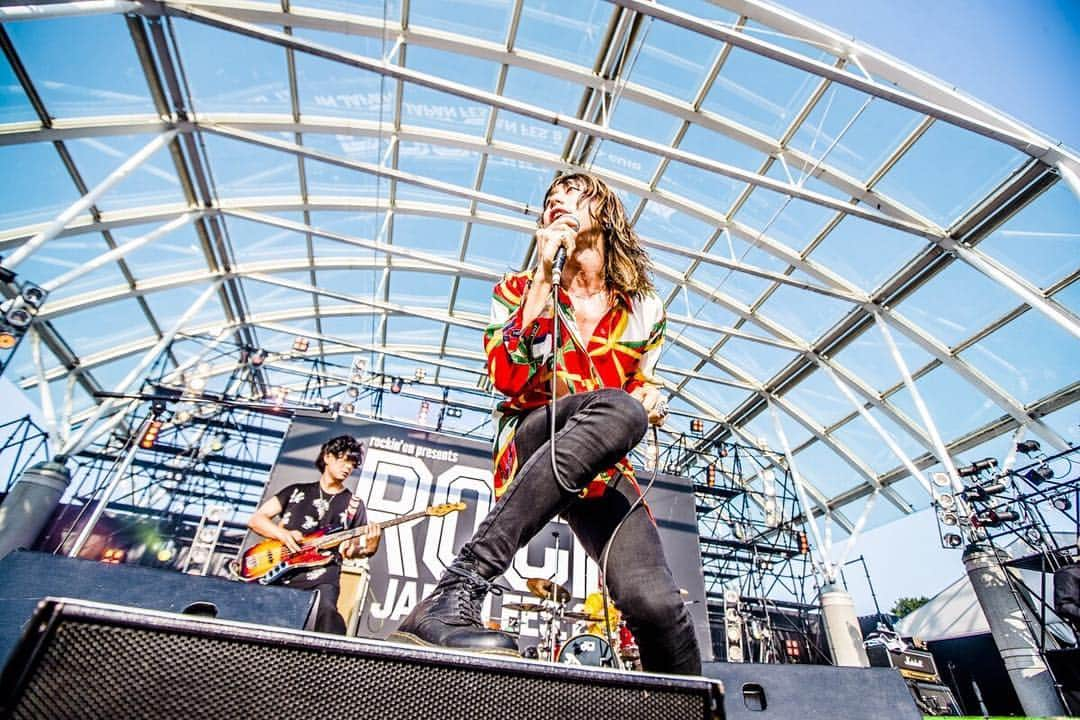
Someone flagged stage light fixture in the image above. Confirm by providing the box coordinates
[957,458,998,478]
[943,533,963,548]
[445,406,462,418]
[706,463,716,487]
[931,471,952,488]
[690,418,703,435]
[292,336,309,353]
[20,283,47,309]
[797,531,809,554]
[346,386,360,399]
[390,377,403,394]
[1016,440,1041,455]
[250,349,267,367]
[962,482,1007,502]
[1024,528,1043,545]
[0,328,17,350]
[414,368,426,382]
[936,493,956,511]
[1052,497,1073,512]
[973,508,1020,528]
[342,402,356,415]
[4,307,32,330]
[1023,464,1054,485]
[139,419,163,449]
[940,511,958,526]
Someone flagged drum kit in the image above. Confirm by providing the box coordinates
[499,578,641,670]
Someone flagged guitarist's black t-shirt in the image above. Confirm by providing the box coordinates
[273,481,368,590]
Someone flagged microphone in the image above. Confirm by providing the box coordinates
[552,246,568,285]
[550,213,577,285]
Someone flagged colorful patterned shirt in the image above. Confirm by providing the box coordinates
[483,270,666,499]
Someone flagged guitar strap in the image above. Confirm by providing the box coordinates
[345,492,363,526]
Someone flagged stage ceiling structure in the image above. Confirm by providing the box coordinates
[0,0,1077,546]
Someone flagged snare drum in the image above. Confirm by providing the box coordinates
[556,634,615,667]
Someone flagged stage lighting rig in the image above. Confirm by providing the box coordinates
[971,508,1020,528]
[1016,439,1042,456]
[961,481,1008,502]
[1022,464,1054,485]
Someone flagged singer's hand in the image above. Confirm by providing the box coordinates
[535,213,579,284]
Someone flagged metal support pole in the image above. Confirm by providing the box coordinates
[819,582,870,667]
[0,459,71,560]
[963,543,1065,716]
[66,426,144,558]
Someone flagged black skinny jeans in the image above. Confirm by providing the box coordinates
[461,388,701,675]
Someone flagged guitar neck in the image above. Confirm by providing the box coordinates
[317,510,432,548]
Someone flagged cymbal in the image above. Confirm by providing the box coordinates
[562,610,603,622]
[526,577,571,603]
[502,601,545,613]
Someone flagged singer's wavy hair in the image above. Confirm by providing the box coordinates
[540,172,655,297]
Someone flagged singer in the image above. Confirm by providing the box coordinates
[392,173,701,675]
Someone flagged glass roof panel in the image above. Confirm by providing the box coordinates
[62,134,185,214]
[453,276,495,315]
[0,49,35,123]
[295,0,402,19]
[173,19,290,115]
[742,409,814,459]
[781,367,857,429]
[5,15,154,119]
[244,274,319,312]
[829,409,925,474]
[655,159,745,214]
[874,121,1029,228]
[678,377,753,416]
[110,220,206,278]
[681,122,766,173]
[479,156,552,212]
[388,270,453,309]
[808,213,929,292]
[15,235,128,304]
[0,142,84,228]
[589,142,663,183]
[391,214,465,258]
[738,179,837,252]
[831,323,934,392]
[886,365,1003,442]
[402,83,491,138]
[960,308,1079,405]
[635,201,714,252]
[397,142,480,191]
[384,316,445,345]
[492,109,566,153]
[788,89,922,184]
[444,323,484,352]
[718,336,798,381]
[47,297,151,359]
[701,47,820,140]
[501,65,582,116]
[201,133,301,198]
[301,134,380,195]
[409,0,511,43]
[90,353,146,395]
[1055,280,1080,316]
[515,0,609,68]
[630,15,724,102]
[312,268,379,302]
[406,43,501,93]
[319,315,378,344]
[309,210,381,254]
[226,215,308,264]
[143,286,227,334]
[897,259,1021,348]
[294,43,388,121]
[785,439,861,499]
[462,221,532,274]
[977,181,1080,290]
[756,285,855,342]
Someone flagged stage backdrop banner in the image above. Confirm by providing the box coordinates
[250,415,711,659]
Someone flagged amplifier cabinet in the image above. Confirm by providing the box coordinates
[866,643,939,682]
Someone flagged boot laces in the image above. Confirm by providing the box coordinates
[446,564,502,626]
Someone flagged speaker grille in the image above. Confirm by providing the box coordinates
[10,606,713,720]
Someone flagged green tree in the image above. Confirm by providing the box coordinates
[891,596,930,618]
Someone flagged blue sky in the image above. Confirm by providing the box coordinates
[781,0,1080,152]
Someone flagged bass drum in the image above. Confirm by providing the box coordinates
[557,634,615,668]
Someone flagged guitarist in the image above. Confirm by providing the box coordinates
[248,434,381,634]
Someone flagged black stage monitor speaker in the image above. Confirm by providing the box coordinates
[0,550,315,668]
[702,660,921,720]
[906,680,961,716]
[1045,647,1080,716]
[1,598,723,720]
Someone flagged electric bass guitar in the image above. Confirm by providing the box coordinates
[234,501,465,585]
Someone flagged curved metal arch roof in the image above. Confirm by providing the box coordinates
[1,0,1077,542]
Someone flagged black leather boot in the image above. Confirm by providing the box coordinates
[390,556,518,656]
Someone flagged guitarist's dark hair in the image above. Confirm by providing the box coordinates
[315,434,364,472]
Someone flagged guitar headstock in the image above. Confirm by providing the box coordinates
[426,501,466,517]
